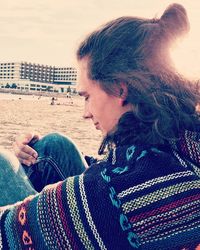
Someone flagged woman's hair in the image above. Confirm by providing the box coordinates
[77,3,200,153]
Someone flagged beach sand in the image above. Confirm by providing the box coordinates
[0,93,102,157]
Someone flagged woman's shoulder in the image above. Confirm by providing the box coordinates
[88,144,179,176]
[82,143,200,249]
[87,144,200,249]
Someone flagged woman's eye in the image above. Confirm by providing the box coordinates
[85,96,89,101]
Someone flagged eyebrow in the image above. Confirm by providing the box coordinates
[78,91,88,97]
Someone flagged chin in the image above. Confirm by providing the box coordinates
[101,131,106,136]
[101,130,108,136]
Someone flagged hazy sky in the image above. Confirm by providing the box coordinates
[0,0,200,78]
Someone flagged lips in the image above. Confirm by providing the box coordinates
[94,122,100,129]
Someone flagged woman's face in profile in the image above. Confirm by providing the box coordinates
[77,58,132,135]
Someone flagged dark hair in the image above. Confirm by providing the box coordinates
[77,3,200,154]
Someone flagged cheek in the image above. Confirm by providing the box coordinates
[88,98,102,115]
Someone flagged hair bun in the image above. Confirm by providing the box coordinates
[160,3,190,38]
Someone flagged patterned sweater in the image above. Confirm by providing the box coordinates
[0,130,200,249]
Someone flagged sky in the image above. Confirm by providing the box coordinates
[0,0,200,79]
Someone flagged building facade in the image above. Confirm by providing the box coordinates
[0,61,77,93]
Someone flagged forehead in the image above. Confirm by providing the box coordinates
[77,58,94,93]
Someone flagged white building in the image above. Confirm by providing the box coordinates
[0,61,77,93]
[54,67,77,85]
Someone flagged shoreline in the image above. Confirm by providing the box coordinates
[0,89,73,98]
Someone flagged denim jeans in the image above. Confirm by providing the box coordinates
[0,133,88,206]
[0,149,37,206]
[23,133,88,192]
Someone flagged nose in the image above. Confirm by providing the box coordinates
[82,103,92,120]
[83,110,92,119]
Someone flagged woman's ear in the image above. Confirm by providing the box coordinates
[119,83,128,106]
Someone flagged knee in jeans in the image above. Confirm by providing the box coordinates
[42,132,74,147]
[34,132,76,154]
[0,149,20,173]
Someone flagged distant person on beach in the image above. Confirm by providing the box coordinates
[66,93,74,105]
[0,3,200,249]
[50,96,56,105]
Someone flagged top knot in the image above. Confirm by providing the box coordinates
[160,3,190,38]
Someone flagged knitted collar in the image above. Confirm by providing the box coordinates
[169,130,200,166]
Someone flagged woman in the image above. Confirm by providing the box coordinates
[0,3,200,249]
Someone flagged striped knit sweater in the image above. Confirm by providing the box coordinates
[0,130,200,249]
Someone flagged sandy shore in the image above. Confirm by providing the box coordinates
[0,93,102,157]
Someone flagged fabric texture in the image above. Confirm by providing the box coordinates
[0,150,36,206]
[0,130,200,249]
[23,133,88,192]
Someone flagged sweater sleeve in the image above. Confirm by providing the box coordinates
[0,167,136,250]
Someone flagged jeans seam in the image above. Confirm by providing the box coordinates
[36,156,66,180]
